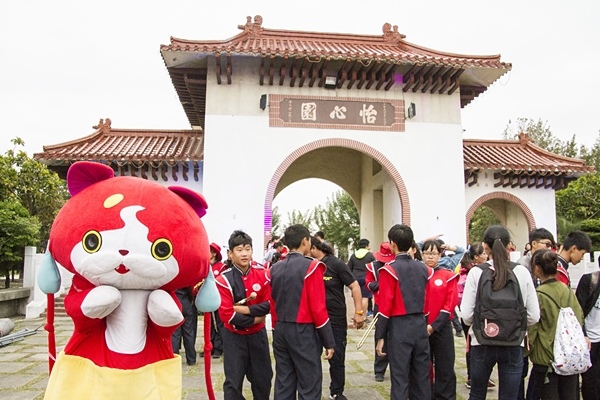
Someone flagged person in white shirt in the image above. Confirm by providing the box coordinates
[460,225,540,400]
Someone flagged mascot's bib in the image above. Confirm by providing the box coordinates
[45,352,181,400]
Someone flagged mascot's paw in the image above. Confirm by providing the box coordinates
[148,290,184,327]
[81,286,122,319]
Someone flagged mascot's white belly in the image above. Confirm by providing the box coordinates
[105,290,150,354]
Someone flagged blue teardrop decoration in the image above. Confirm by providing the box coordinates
[195,268,221,312]
[38,250,61,294]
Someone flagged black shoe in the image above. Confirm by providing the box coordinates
[186,361,196,366]
[211,353,222,359]
[329,394,348,400]
[455,331,463,337]
[375,373,384,382]
[198,351,205,357]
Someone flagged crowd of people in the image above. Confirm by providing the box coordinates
[171,223,598,400]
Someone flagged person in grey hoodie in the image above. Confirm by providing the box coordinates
[348,238,376,316]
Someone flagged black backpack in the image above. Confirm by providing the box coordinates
[472,262,527,346]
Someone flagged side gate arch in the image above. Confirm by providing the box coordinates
[465,191,536,243]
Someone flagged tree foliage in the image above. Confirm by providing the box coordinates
[271,206,281,236]
[468,206,501,244]
[0,138,68,249]
[503,117,579,157]
[0,199,40,288]
[313,190,359,261]
[286,209,314,230]
[556,174,600,222]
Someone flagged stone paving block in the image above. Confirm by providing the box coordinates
[0,362,32,373]
[0,353,25,362]
[0,373,38,389]
[0,390,44,400]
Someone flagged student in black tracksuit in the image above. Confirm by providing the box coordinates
[375,224,433,400]
[268,224,335,400]
[171,286,197,365]
[310,236,365,399]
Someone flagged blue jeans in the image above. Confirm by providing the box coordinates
[469,345,523,400]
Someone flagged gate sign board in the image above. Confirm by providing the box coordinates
[269,94,405,132]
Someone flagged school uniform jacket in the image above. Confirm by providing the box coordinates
[424,267,459,331]
[365,260,385,304]
[211,261,226,277]
[375,254,434,341]
[215,264,270,335]
[267,251,335,349]
[556,256,571,287]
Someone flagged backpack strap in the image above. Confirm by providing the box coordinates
[538,286,571,310]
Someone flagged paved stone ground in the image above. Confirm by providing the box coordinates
[0,290,503,399]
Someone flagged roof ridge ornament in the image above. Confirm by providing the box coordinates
[382,23,406,44]
[518,132,530,147]
[92,118,112,134]
[238,15,263,37]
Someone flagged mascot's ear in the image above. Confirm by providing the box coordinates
[168,186,208,218]
[196,269,221,312]
[38,249,61,294]
[67,161,115,196]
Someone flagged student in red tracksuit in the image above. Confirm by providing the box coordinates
[365,241,396,382]
[376,224,433,400]
[268,224,335,400]
[215,231,272,400]
[422,239,459,400]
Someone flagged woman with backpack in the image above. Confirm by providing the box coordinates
[528,249,586,400]
[460,225,540,400]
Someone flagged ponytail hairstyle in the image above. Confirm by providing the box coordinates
[482,225,511,291]
[310,236,333,256]
[531,249,558,277]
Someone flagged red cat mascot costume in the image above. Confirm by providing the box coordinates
[38,161,219,399]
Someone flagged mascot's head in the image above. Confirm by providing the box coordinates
[47,161,210,292]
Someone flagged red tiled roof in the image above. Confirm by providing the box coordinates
[463,134,594,174]
[33,119,203,164]
[160,16,513,127]
[161,18,509,71]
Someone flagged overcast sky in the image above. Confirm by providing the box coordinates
[2,1,599,222]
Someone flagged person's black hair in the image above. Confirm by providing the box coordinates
[461,242,485,268]
[422,240,443,254]
[528,228,555,246]
[284,224,310,251]
[532,249,558,276]
[310,236,333,255]
[388,224,413,252]
[358,238,370,248]
[315,231,325,240]
[482,225,511,291]
[271,252,282,264]
[272,241,283,249]
[411,240,422,261]
[228,230,252,250]
[562,230,593,252]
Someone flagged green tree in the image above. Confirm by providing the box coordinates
[0,138,68,249]
[271,206,281,236]
[503,117,578,157]
[287,209,314,230]
[468,206,501,244]
[556,174,600,222]
[0,199,40,288]
[579,132,600,171]
[313,191,360,261]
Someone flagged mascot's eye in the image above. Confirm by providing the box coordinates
[151,238,173,261]
[82,230,102,253]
